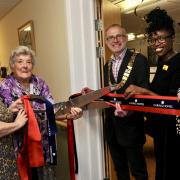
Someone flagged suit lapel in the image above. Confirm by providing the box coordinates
[109,61,116,84]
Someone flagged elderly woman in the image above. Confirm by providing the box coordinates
[0,98,27,179]
[0,45,82,179]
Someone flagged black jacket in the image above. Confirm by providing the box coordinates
[103,49,150,146]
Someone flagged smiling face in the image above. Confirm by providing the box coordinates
[105,25,128,57]
[11,54,33,83]
[149,30,174,60]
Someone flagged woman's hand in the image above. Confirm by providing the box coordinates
[178,92,180,101]
[0,109,28,137]
[124,84,154,99]
[66,107,83,120]
[14,109,28,129]
[8,99,24,112]
[124,85,146,99]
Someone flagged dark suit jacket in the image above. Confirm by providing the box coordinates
[104,49,150,146]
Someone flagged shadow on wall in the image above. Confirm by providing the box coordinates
[0,67,7,78]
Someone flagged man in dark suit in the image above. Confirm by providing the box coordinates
[104,24,149,180]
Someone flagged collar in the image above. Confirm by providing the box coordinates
[111,48,127,62]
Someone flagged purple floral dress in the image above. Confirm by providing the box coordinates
[0,73,56,180]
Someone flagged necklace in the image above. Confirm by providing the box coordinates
[108,52,137,88]
[23,87,30,94]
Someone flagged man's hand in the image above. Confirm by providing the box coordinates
[81,87,94,94]
[114,103,128,117]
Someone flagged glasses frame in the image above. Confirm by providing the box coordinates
[106,34,126,42]
[147,34,173,46]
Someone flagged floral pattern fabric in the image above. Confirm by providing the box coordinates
[0,73,56,180]
[0,100,19,180]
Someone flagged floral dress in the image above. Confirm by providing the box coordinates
[0,73,56,180]
[0,100,19,180]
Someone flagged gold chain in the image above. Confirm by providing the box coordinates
[108,52,137,89]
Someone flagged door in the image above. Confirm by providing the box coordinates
[94,0,155,180]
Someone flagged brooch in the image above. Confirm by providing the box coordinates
[162,65,168,71]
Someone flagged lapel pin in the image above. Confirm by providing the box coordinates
[162,65,168,71]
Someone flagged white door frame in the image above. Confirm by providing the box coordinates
[65,0,105,180]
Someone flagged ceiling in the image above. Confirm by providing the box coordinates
[1,0,180,35]
[0,0,21,20]
[108,0,180,34]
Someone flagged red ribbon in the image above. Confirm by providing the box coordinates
[105,93,180,116]
[17,95,45,180]
[67,120,76,180]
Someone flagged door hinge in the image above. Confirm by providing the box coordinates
[96,46,104,58]
[95,19,103,31]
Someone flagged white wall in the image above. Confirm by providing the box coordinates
[0,0,70,101]
[127,38,148,56]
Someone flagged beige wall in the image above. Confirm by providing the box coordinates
[0,0,70,101]
[127,38,148,57]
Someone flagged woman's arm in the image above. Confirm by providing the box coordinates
[0,109,27,137]
[56,107,83,121]
[124,84,158,99]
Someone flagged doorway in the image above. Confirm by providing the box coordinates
[95,0,156,179]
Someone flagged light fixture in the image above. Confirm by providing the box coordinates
[136,34,145,39]
[127,33,145,41]
[114,0,162,14]
[128,33,135,41]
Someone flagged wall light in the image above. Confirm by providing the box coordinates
[127,33,145,41]
[128,33,136,41]
[136,34,145,39]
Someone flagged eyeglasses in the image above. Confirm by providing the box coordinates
[106,34,126,42]
[147,34,172,46]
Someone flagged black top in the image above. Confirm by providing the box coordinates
[150,53,180,96]
[146,53,180,136]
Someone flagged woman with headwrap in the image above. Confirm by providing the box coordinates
[124,8,180,180]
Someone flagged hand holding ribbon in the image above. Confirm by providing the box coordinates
[114,103,128,117]
[124,84,157,99]
[177,89,180,101]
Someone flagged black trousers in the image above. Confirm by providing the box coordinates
[154,123,180,180]
[108,137,148,180]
